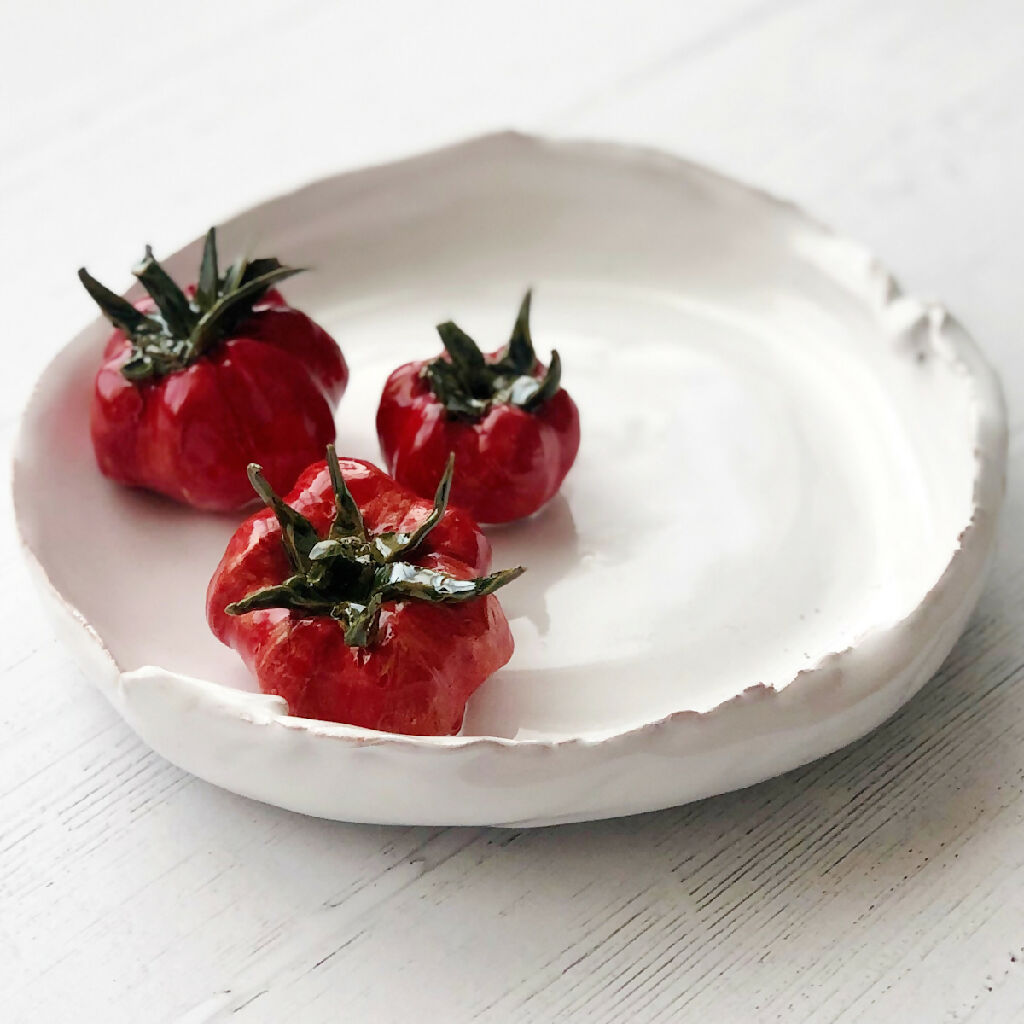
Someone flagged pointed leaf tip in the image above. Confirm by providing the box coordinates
[196,227,220,312]
[523,349,562,411]
[131,243,196,339]
[325,443,366,541]
[399,452,457,558]
[502,288,537,373]
[436,452,456,504]
[77,266,154,337]
[435,320,489,394]
[480,564,526,595]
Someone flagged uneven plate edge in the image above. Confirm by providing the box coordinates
[10,130,1009,767]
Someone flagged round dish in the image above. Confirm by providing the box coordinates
[13,132,1007,826]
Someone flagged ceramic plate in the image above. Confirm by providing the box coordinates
[13,133,1007,826]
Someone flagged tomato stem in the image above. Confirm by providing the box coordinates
[421,289,563,421]
[225,447,524,646]
[79,226,305,383]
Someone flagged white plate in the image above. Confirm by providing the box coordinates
[13,133,1006,826]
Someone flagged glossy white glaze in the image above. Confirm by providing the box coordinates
[12,133,1006,825]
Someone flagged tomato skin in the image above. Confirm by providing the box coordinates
[206,457,509,735]
[376,353,580,524]
[89,289,348,511]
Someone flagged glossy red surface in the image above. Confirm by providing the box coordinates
[89,288,348,511]
[376,352,580,524]
[206,457,511,735]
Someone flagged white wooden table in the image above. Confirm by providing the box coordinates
[3,2,1023,1020]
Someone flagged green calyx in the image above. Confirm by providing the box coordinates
[78,227,304,383]
[225,446,525,647]
[423,290,562,421]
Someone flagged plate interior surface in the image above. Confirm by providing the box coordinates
[17,139,977,742]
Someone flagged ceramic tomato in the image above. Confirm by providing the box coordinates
[80,228,347,511]
[376,291,580,523]
[206,447,523,735]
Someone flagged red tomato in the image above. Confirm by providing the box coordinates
[207,451,521,735]
[82,229,347,511]
[376,291,579,524]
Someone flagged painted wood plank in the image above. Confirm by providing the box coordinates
[3,0,1024,1021]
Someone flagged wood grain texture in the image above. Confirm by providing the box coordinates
[2,1,1022,1021]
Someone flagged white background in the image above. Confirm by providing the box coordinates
[3,1,1023,1020]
